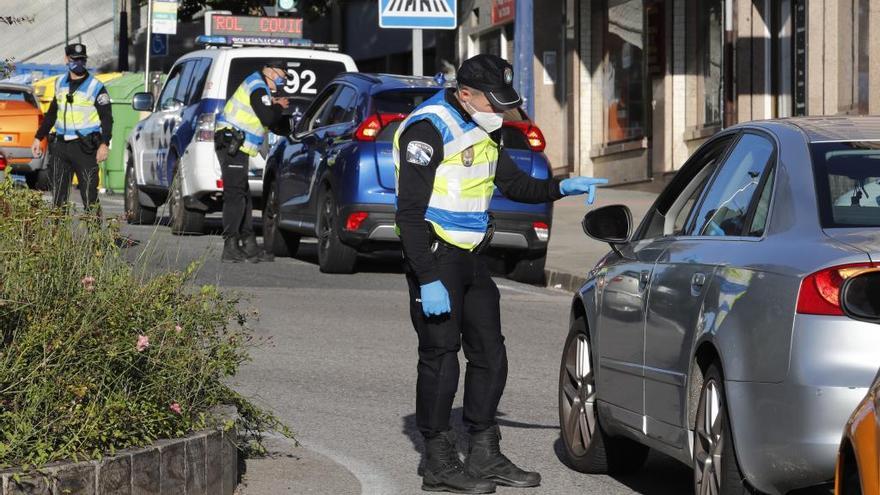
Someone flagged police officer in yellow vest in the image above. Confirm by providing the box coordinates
[395,54,608,493]
[32,43,112,210]
[215,62,290,263]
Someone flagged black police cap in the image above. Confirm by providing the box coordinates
[65,43,87,59]
[456,54,521,110]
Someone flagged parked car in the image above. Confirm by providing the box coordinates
[262,73,553,280]
[835,269,880,495]
[558,117,880,494]
[0,82,47,189]
[125,39,357,234]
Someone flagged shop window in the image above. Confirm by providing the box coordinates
[595,0,646,144]
[699,0,723,127]
[479,29,502,59]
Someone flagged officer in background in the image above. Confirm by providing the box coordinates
[394,54,607,494]
[214,62,290,263]
[32,43,112,211]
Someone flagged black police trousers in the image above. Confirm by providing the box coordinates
[405,244,507,437]
[49,139,100,209]
[215,144,254,240]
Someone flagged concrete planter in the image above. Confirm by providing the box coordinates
[0,428,238,495]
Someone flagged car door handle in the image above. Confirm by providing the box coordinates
[639,270,650,291]
[691,272,706,295]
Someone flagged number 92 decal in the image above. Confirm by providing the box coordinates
[282,69,317,95]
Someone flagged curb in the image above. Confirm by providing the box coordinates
[544,268,587,293]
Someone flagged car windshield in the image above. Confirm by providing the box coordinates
[812,141,880,227]
[227,57,348,120]
[0,89,37,107]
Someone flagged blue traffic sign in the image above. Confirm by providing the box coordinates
[378,0,457,30]
[150,33,168,56]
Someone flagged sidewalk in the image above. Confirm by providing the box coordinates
[544,185,660,292]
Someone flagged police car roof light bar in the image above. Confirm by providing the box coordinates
[194,35,339,52]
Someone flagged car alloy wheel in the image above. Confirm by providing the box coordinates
[694,375,725,495]
[561,333,597,456]
[318,193,334,255]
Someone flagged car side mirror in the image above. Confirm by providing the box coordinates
[582,204,632,256]
[840,270,880,323]
[131,92,154,112]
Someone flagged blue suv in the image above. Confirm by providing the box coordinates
[262,73,553,282]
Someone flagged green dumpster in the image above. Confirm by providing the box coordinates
[104,73,146,193]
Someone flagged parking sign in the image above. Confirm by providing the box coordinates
[378,0,457,30]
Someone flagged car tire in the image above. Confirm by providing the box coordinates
[262,179,300,257]
[559,315,649,474]
[316,188,357,274]
[506,253,547,285]
[124,155,157,225]
[693,363,753,495]
[168,159,204,235]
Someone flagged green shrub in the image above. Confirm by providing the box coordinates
[0,180,288,467]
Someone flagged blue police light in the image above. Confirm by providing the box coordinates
[433,73,446,86]
[196,35,231,46]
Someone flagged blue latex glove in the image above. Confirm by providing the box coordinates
[419,281,451,317]
[559,177,609,205]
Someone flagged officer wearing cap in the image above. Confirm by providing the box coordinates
[33,43,113,211]
[214,62,291,263]
[394,54,607,493]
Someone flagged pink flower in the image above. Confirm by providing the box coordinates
[81,276,96,292]
[174,324,183,334]
[136,334,150,352]
[169,402,182,415]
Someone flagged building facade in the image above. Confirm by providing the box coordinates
[576,0,880,184]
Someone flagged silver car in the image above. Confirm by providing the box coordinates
[558,117,880,494]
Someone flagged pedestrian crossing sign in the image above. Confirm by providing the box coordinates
[379,0,457,30]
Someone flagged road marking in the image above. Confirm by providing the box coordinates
[263,432,398,494]
[496,283,546,296]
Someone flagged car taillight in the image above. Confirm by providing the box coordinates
[0,154,6,171]
[797,263,879,316]
[533,221,549,241]
[216,179,224,189]
[354,113,407,142]
[196,113,215,142]
[504,121,546,152]
[345,211,369,231]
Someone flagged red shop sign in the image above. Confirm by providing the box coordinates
[492,0,515,25]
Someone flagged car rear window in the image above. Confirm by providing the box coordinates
[372,89,437,141]
[226,57,348,119]
[0,89,37,107]
[812,141,880,227]
[372,90,533,148]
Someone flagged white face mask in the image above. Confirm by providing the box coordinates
[464,100,504,133]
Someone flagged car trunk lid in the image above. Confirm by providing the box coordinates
[824,228,880,262]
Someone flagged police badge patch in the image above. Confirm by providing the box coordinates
[261,94,272,106]
[406,141,434,166]
[462,146,475,167]
[96,93,110,105]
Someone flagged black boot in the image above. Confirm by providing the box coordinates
[465,426,540,488]
[240,234,272,262]
[221,236,246,263]
[422,431,495,494]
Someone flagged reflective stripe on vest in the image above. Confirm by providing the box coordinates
[215,72,270,156]
[53,74,103,137]
[393,90,499,251]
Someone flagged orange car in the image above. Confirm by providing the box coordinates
[836,270,880,495]
[0,82,47,188]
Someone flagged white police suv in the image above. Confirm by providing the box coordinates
[124,36,357,234]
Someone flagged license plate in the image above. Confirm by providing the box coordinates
[1,135,13,142]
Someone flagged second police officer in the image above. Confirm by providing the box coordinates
[394,54,608,493]
[32,43,113,212]
[215,62,291,263]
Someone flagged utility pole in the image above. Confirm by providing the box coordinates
[144,0,153,92]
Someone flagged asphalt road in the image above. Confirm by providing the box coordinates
[102,194,697,495]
